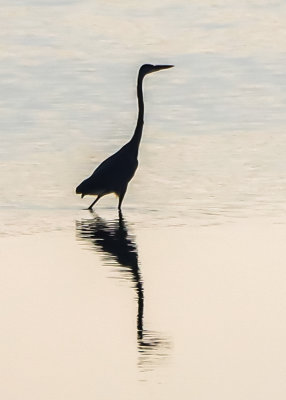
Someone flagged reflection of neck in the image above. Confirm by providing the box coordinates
[129,73,144,156]
[119,211,144,339]
[136,276,144,340]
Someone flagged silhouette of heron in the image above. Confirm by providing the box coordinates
[76,64,174,210]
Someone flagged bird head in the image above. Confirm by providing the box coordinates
[139,64,174,77]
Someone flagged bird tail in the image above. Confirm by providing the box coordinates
[76,178,100,198]
[76,183,84,195]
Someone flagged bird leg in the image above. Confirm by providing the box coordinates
[118,187,127,210]
[87,195,101,210]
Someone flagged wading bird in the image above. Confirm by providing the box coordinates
[76,63,173,210]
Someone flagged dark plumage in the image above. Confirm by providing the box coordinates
[76,64,173,210]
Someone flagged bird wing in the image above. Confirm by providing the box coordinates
[88,146,138,192]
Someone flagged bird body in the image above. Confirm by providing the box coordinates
[76,142,138,202]
[76,63,173,210]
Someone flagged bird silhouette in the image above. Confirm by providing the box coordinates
[76,64,173,210]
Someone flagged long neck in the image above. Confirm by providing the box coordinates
[129,72,144,155]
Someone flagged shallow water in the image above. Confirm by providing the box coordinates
[2,223,286,399]
[1,1,286,399]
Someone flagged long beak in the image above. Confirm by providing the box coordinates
[153,64,174,71]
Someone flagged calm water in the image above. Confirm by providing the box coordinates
[1,1,286,398]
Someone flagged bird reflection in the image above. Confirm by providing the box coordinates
[76,211,170,370]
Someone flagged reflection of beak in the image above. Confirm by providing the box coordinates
[153,65,174,72]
